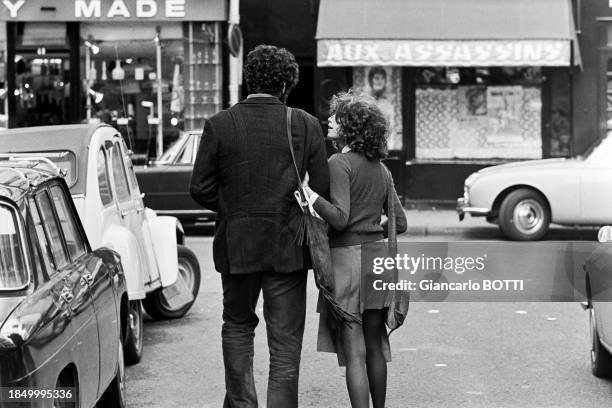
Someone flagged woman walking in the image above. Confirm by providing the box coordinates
[303,91,407,408]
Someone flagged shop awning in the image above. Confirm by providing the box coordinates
[316,0,579,67]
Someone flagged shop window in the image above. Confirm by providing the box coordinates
[80,22,222,158]
[183,22,223,132]
[352,67,403,151]
[13,55,70,128]
[414,67,544,160]
[11,23,70,128]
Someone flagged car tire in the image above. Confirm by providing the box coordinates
[143,245,201,319]
[590,307,612,378]
[124,300,143,366]
[498,188,550,241]
[98,339,127,408]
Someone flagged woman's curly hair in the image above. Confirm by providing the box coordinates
[244,44,299,97]
[330,91,388,160]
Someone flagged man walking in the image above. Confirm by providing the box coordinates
[190,44,330,408]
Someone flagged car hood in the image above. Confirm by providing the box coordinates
[0,297,24,327]
[476,158,580,175]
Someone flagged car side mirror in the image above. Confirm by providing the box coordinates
[598,226,612,242]
[140,193,145,199]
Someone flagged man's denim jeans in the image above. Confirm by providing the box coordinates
[221,270,307,408]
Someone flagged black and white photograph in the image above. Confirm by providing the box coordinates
[2,1,612,408]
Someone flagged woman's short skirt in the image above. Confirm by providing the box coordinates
[316,242,393,367]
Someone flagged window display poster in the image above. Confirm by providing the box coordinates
[416,85,542,159]
[353,66,403,150]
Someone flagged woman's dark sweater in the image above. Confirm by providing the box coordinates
[312,151,407,248]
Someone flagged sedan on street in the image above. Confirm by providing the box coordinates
[457,135,612,240]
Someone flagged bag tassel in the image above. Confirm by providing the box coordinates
[317,285,362,328]
[294,210,307,246]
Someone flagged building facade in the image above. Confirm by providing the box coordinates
[316,0,580,201]
[0,0,228,157]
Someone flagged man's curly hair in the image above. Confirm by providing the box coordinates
[244,44,299,97]
[330,91,388,160]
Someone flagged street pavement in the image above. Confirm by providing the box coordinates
[125,211,611,408]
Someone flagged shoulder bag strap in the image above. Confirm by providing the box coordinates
[382,163,397,256]
[286,107,303,187]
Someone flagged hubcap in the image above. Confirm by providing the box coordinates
[513,199,544,234]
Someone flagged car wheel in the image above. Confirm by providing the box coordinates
[124,300,143,365]
[143,245,201,319]
[590,307,612,378]
[98,339,127,408]
[499,188,550,241]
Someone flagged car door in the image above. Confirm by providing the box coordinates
[18,199,76,384]
[141,133,201,215]
[109,138,154,282]
[159,133,199,213]
[120,138,162,279]
[31,186,101,407]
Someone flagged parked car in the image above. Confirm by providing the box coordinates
[581,226,612,378]
[135,130,216,224]
[457,135,612,240]
[2,124,201,365]
[0,164,127,407]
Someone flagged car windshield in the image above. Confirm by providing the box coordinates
[586,136,612,163]
[159,133,190,163]
[0,204,28,290]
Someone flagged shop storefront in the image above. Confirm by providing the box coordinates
[316,0,580,201]
[0,0,228,157]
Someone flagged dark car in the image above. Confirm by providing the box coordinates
[0,163,128,408]
[582,226,612,379]
[135,130,216,224]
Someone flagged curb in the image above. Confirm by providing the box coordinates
[406,225,499,237]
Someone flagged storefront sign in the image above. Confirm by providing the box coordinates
[318,39,572,67]
[0,0,226,21]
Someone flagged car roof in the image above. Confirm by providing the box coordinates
[0,164,56,205]
[1,124,112,195]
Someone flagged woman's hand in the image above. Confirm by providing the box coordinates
[301,171,318,203]
[303,184,316,200]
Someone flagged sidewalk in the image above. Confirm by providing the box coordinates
[402,208,495,236]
